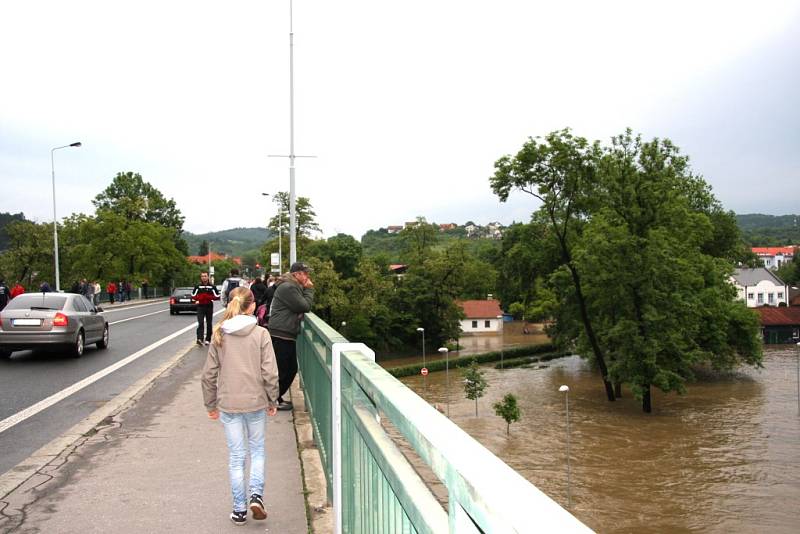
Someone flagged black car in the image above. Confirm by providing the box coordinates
[169,287,197,315]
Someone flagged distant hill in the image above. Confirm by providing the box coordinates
[735,214,800,246]
[182,227,274,257]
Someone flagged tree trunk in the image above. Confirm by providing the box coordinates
[567,264,615,401]
[614,383,622,398]
[506,423,510,435]
[642,384,652,413]
[474,399,478,417]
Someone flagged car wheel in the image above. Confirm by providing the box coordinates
[73,331,85,358]
[170,309,175,315]
[97,325,109,349]
[0,349,11,360]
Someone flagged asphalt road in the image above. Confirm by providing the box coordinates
[0,300,221,476]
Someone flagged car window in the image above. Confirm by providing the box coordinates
[72,297,88,312]
[5,294,68,311]
[80,295,96,312]
[174,289,193,297]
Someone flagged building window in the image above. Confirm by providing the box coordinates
[768,293,775,304]
[485,320,491,328]
[794,327,799,339]
[471,320,478,328]
[778,292,784,300]
[747,292,754,300]
[757,293,764,304]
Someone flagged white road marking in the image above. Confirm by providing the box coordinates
[100,301,167,313]
[0,309,223,436]
[109,309,167,325]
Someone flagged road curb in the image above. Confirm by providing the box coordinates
[0,339,198,501]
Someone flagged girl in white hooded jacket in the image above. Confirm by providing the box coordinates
[201,286,279,525]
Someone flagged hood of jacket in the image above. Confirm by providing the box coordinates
[276,273,301,288]
[221,314,258,336]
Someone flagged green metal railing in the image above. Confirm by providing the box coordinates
[297,313,591,533]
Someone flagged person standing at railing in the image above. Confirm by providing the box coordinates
[0,278,10,311]
[201,286,279,526]
[267,262,315,412]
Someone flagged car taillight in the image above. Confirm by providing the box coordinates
[53,313,68,327]
[170,297,176,305]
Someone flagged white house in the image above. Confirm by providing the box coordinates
[458,299,504,334]
[751,246,795,269]
[730,268,789,307]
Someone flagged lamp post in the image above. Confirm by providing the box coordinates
[50,142,81,292]
[417,327,426,394]
[559,384,572,509]
[796,341,799,416]
[497,315,505,369]
[439,347,449,417]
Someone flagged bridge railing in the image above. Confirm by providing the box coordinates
[297,313,591,533]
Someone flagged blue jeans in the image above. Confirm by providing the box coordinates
[220,410,266,512]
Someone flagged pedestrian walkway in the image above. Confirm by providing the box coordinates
[0,347,310,533]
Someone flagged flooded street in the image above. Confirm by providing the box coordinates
[399,346,800,532]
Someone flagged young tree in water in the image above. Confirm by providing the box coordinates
[462,361,489,416]
[491,130,617,401]
[493,393,521,435]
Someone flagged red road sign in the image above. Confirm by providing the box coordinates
[421,367,428,376]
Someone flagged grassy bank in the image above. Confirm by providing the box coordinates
[386,343,564,378]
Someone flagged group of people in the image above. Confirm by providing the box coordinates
[199,263,315,525]
[104,280,133,304]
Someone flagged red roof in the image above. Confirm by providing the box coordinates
[187,252,242,265]
[458,300,503,319]
[752,246,796,256]
[756,306,800,326]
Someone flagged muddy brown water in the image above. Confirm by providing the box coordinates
[396,346,800,533]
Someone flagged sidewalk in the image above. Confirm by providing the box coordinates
[0,346,313,533]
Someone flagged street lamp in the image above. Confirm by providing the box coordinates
[438,347,450,417]
[796,341,799,416]
[497,315,505,369]
[416,327,426,394]
[559,384,571,509]
[50,141,81,292]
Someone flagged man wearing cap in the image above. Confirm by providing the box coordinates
[267,262,315,411]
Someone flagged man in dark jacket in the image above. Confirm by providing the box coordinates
[192,272,220,346]
[268,262,314,410]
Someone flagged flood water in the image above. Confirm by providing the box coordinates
[398,346,800,533]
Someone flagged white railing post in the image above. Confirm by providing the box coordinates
[331,342,375,534]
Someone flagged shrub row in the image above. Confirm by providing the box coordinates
[493,351,567,369]
[386,343,558,378]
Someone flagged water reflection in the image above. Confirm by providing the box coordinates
[399,347,800,533]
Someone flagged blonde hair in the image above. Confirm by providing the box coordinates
[211,287,255,347]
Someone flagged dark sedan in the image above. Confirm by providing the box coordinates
[169,287,197,315]
[0,293,109,359]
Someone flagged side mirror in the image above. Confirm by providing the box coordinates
[95,306,104,313]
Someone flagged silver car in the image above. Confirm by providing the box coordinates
[0,293,109,359]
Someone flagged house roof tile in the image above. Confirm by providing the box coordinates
[756,306,800,326]
[458,300,503,319]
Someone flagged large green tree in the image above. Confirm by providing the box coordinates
[93,172,185,233]
[491,129,616,401]
[267,192,321,239]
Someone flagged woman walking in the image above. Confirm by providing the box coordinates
[201,286,279,525]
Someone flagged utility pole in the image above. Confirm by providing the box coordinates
[269,0,314,265]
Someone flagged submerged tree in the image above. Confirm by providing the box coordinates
[462,361,489,416]
[493,393,521,435]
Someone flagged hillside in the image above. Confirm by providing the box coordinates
[182,227,274,257]
[736,214,800,246]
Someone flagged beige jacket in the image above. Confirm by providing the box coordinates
[201,315,279,413]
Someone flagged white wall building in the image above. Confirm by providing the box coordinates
[751,247,795,270]
[459,299,504,334]
[730,268,789,307]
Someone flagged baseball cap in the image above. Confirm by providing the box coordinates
[290,262,312,273]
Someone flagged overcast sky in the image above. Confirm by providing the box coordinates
[1,1,798,240]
